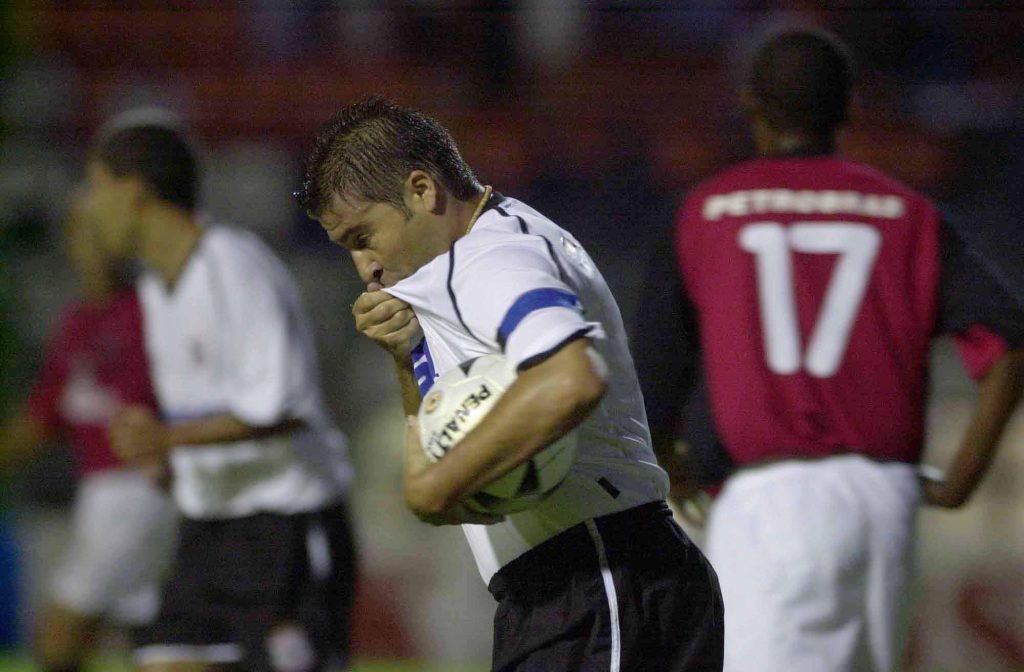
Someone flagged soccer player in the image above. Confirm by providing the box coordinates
[298,97,724,671]
[0,206,177,672]
[75,117,357,672]
[636,28,1024,672]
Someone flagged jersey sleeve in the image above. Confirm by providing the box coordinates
[953,326,1009,381]
[936,218,1024,372]
[213,241,306,427]
[452,238,603,370]
[25,312,72,434]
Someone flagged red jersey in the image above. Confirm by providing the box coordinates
[667,156,1020,466]
[26,290,157,476]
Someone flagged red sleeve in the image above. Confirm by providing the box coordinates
[25,312,74,433]
[954,326,1009,381]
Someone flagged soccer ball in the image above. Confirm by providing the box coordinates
[418,354,577,515]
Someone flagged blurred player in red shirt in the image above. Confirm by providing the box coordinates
[637,28,1024,672]
[0,206,177,672]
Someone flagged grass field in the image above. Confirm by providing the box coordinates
[0,653,486,671]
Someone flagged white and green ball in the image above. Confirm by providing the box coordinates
[417,354,577,515]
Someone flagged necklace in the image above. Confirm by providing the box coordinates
[465,185,493,235]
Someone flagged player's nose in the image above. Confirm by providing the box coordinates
[351,252,383,286]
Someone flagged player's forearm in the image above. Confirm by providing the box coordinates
[942,348,1024,505]
[393,357,422,416]
[405,340,606,514]
[168,413,304,448]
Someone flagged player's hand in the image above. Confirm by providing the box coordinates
[922,480,967,508]
[921,477,968,508]
[352,287,421,360]
[919,464,968,509]
[411,502,506,527]
[671,489,712,529]
[662,442,710,528]
[109,405,170,464]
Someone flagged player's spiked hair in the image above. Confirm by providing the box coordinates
[94,122,198,211]
[749,28,855,134]
[297,96,480,218]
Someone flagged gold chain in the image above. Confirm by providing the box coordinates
[465,185,493,235]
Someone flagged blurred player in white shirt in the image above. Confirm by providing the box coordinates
[75,117,356,672]
[298,97,723,671]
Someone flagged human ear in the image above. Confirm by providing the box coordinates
[405,170,441,214]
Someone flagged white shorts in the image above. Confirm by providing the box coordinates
[50,469,179,625]
[706,454,920,672]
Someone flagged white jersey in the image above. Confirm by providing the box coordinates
[386,195,668,584]
[139,224,352,519]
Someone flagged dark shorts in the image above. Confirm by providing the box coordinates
[135,501,357,672]
[489,501,723,671]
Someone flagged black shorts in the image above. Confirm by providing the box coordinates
[135,501,357,671]
[489,501,723,671]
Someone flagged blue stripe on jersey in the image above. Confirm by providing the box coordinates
[497,288,583,349]
[411,338,437,397]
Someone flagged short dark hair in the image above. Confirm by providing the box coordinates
[297,96,480,218]
[95,125,198,211]
[749,28,855,134]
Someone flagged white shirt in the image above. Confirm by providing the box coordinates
[139,224,352,519]
[386,196,668,584]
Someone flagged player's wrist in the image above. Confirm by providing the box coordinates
[917,463,943,483]
[392,352,416,373]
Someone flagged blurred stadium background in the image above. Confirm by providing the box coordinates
[1,3,1022,671]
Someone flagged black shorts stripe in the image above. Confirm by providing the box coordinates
[488,502,723,671]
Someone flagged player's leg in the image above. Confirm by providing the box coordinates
[36,473,110,671]
[86,469,179,632]
[39,470,177,671]
[225,503,357,672]
[277,502,358,671]
[311,502,358,669]
[137,662,241,672]
[33,601,101,672]
[133,517,243,672]
[861,460,920,672]
[706,460,871,672]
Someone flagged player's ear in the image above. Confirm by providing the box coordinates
[405,170,442,215]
